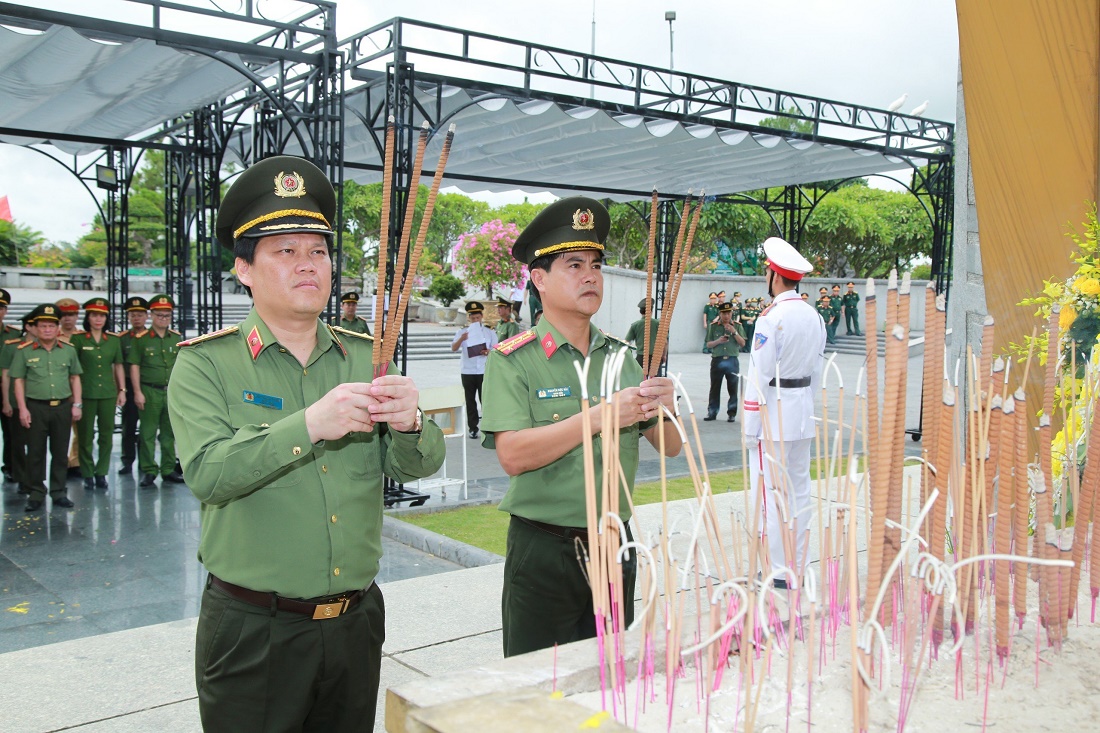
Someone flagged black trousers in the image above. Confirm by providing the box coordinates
[196,579,385,733]
[502,515,636,658]
[708,355,739,418]
[461,373,483,432]
[120,383,139,466]
[24,399,73,501]
[1,410,11,475]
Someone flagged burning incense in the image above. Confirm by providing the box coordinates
[372,115,396,374]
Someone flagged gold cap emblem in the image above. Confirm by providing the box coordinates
[274,171,307,198]
[572,208,595,230]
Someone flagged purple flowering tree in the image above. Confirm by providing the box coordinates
[451,219,527,298]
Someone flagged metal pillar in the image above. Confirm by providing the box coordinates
[104,147,132,329]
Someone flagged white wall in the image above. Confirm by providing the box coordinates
[596,266,930,353]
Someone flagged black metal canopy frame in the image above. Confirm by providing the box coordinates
[0,4,952,496]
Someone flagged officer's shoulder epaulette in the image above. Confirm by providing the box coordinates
[494,329,536,355]
[759,303,775,317]
[179,325,240,347]
[602,330,630,347]
[106,331,120,337]
[72,330,88,336]
[17,340,34,349]
[168,329,181,336]
[330,325,374,341]
[3,337,21,345]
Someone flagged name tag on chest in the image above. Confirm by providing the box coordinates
[536,386,572,399]
[243,390,283,410]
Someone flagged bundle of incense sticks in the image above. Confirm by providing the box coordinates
[642,188,658,378]
[644,191,704,379]
[561,262,1100,733]
[371,121,457,374]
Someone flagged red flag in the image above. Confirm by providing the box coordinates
[0,196,11,223]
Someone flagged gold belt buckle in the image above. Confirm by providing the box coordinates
[49,400,60,407]
[312,597,349,620]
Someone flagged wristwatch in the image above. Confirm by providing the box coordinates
[72,402,83,408]
[397,408,423,434]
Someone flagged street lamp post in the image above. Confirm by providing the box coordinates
[665,10,676,71]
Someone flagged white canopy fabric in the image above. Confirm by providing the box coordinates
[340,83,911,200]
[0,24,250,155]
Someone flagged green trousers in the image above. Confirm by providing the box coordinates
[138,385,176,476]
[77,397,116,478]
[502,515,636,658]
[196,579,385,733]
[24,399,73,501]
[845,307,861,335]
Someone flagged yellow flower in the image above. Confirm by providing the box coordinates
[1060,305,1077,331]
[1074,276,1100,295]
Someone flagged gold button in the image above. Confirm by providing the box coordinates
[303,368,308,375]
[292,446,302,456]
[333,567,340,576]
[331,514,337,523]
[261,423,269,428]
[552,413,560,421]
[322,465,328,473]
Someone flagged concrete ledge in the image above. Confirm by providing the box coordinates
[382,516,504,568]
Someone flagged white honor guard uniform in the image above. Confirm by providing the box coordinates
[742,237,826,582]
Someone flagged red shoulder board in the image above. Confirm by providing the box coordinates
[179,325,240,348]
[494,329,537,355]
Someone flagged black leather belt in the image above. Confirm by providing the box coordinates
[141,382,167,389]
[516,516,589,543]
[768,376,811,388]
[209,575,367,620]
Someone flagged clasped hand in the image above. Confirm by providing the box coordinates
[305,375,419,442]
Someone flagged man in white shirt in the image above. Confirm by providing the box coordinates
[451,301,498,438]
[742,237,826,588]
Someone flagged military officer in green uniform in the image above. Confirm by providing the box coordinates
[129,294,185,487]
[704,301,746,421]
[739,297,759,353]
[0,288,20,482]
[702,291,719,353]
[625,297,662,373]
[817,295,837,344]
[843,280,862,335]
[1,311,34,493]
[480,196,682,658]
[495,296,520,341]
[10,304,81,512]
[70,297,125,490]
[168,155,446,732]
[829,285,843,342]
[117,297,149,475]
[338,291,371,335]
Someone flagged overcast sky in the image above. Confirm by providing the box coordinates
[0,0,959,244]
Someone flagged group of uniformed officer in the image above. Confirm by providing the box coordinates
[0,289,186,510]
[815,282,862,344]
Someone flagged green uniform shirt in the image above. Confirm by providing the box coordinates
[118,327,147,360]
[703,303,719,326]
[9,340,83,400]
[338,316,371,336]
[830,299,842,319]
[127,328,182,386]
[842,291,860,310]
[0,323,18,342]
[480,318,656,528]
[69,331,123,400]
[706,320,746,357]
[1,335,28,402]
[816,302,832,322]
[167,310,446,599]
[496,319,521,342]
[625,317,660,356]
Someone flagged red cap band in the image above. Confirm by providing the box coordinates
[766,260,804,281]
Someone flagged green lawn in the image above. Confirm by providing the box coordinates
[392,470,746,556]
[392,456,861,556]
